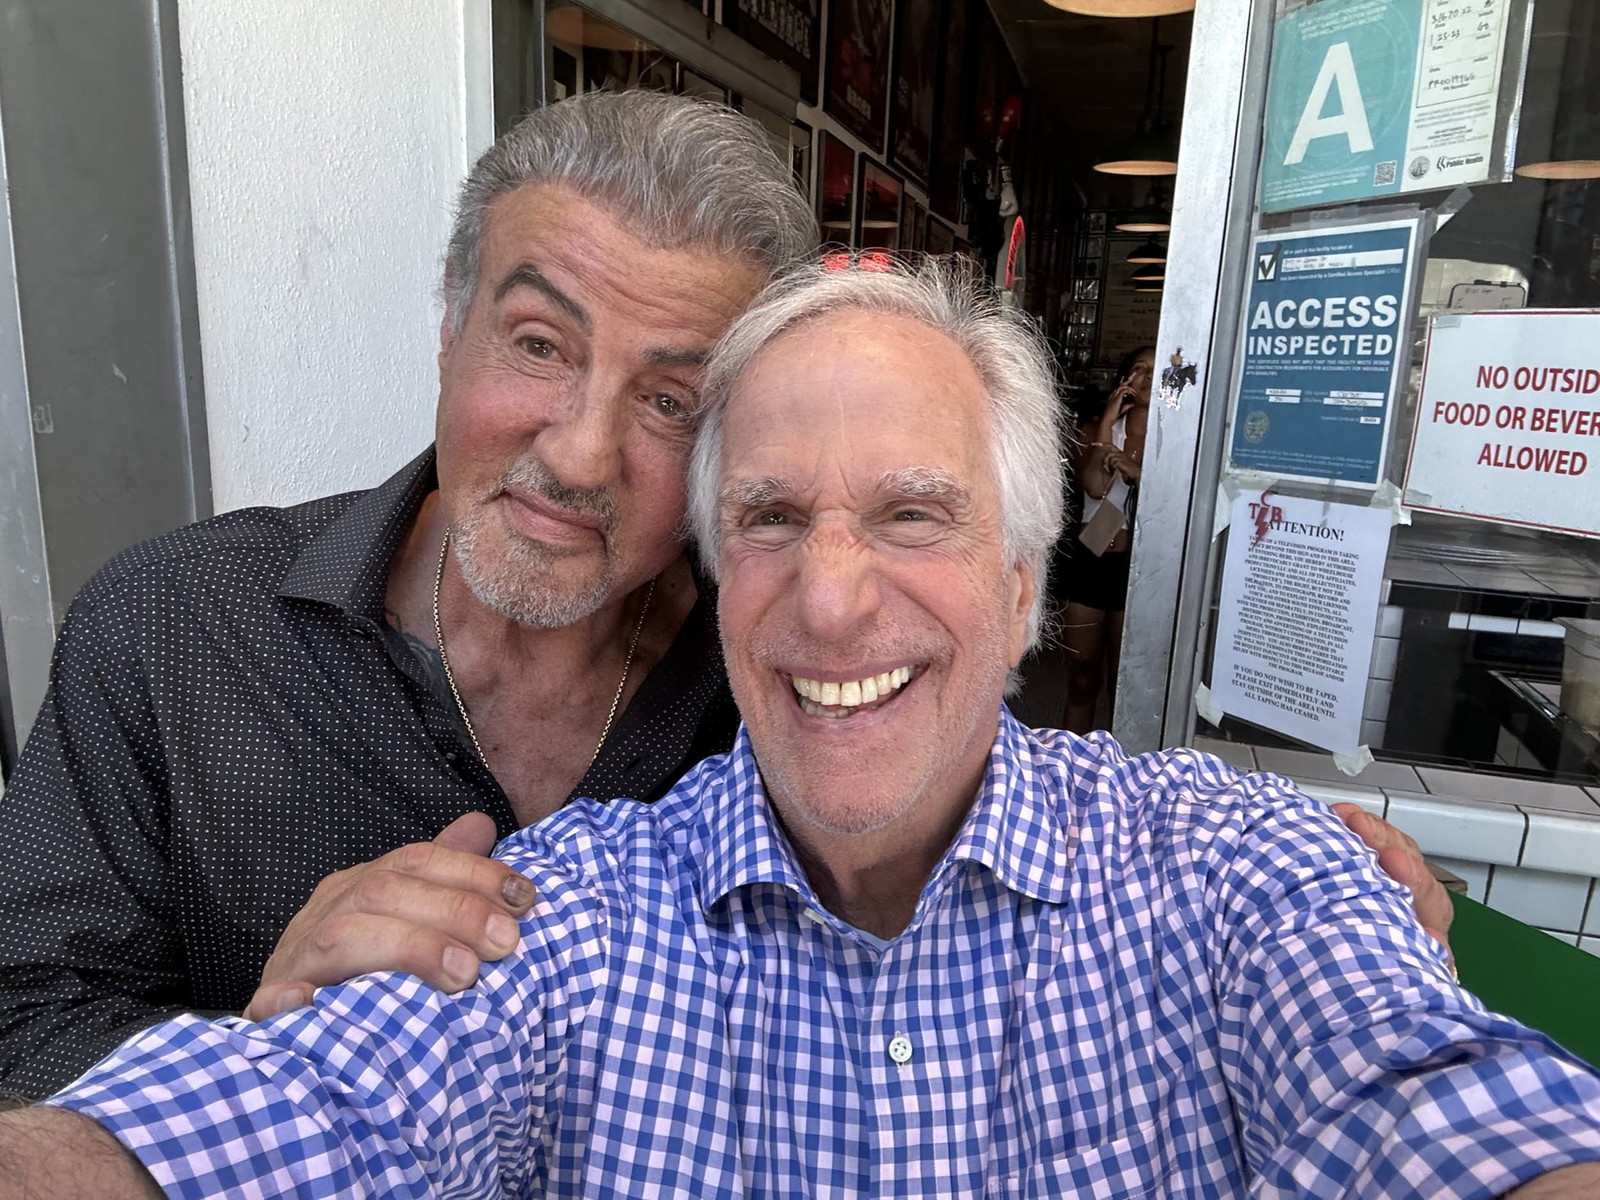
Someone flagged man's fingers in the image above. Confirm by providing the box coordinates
[293,913,487,993]
[383,840,536,914]
[336,871,526,958]
[244,981,315,1022]
[431,811,498,856]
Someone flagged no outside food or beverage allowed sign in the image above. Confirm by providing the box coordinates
[1403,310,1600,537]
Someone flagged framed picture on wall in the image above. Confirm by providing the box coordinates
[888,0,941,187]
[792,118,814,201]
[929,0,969,220]
[857,158,902,249]
[823,0,891,152]
[818,130,857,246]
[898,195,927,252]
[926,216,956,256]
[723,0,821,103]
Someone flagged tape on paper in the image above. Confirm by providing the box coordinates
[1332,745,1374,777]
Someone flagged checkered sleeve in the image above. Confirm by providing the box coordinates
[43,858,611,1199]
[1192,767,1600,1200]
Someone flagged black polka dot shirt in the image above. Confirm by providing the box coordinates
[0,447,738,1099]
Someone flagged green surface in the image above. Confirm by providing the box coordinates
[1451,893,1600,1069]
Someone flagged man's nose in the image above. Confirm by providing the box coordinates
[535,377,627,491]
[793,523,881,642]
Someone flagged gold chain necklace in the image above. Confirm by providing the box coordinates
[432,529,654,770]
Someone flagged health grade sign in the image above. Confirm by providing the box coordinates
[1405,310,1600,536]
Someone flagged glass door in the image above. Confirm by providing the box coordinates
[1121,0,1599,790]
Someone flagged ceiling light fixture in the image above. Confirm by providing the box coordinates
[1094,19,1180,176]
[1129,264,1165,283]
[1115,183,1172,232]
[1125,238,1167,263]
[1045,0,1194,16]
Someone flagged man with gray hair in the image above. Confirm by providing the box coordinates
[0,88,814,1096]
[4,257,1597,1197]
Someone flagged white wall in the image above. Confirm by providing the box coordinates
[178,0,494,512]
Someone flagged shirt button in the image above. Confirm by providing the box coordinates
[887,1034,913,1065]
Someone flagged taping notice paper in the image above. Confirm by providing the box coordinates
[1210,492,1391,756]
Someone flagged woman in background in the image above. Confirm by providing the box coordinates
[1060,345,1154,733]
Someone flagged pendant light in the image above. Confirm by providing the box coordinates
[1114,183,1171,232]
[1125,238,1166,264]
[1129,264,1165,283]
[1133,282,1164,293]
[1095,20,1179,176]
[1513,0,1600,179]
[1045,0,1193,16]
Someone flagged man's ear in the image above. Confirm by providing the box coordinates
[1006,560,1036,667]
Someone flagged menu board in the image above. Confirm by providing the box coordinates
[1261,0,1512,212]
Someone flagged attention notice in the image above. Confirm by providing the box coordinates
[1404,310,1600,536]
[1211,492,1391,755]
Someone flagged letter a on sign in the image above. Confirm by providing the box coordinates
[1285,41,1374,165]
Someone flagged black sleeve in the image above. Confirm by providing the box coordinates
[0,583,195,1099]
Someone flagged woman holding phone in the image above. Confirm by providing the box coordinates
[1060,345,1154,733]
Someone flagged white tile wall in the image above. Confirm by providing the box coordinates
[1190,737,1257,774]
[1252,746,1423,792]
[1520,811,1600,877]
[1580,936,1600,958]
[1376,604,1404,638]
[1586,890,1600,936]
[1484,867,1594,933]
[1362,678,1392,724]
[1300,781,1387,817]
[1369,636,1399,681]
[1384,790,1526,865]
[1416,768,1600,815]
[1429,856,1491,903]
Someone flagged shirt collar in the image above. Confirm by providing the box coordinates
[695,707,1074,913]
[940,707,1074,904]
[277,446,437,622]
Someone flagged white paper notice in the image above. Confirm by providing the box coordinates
[1404,309,1600,536]
[1402,0,1510,190]
[1210,492,1392,756]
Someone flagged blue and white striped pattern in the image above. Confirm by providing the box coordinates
[50,712,1600,1197]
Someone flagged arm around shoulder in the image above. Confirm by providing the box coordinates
[0,1107,162,1200]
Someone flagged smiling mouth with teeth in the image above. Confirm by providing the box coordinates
[790,666,915,718]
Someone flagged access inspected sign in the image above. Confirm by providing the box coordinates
[1229,218,1418,488]
[1404,310,1600,536]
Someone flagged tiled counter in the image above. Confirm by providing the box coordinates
[1194,740,1600,956]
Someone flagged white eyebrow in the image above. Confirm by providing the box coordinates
[877,467,969,507]
[718,468,973,514]
[718,476,792,512]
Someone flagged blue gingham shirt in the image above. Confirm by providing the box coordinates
[50,712,1600,1197]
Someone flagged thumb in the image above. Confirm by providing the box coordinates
[432,811,498,856]
[244,981,314,1023]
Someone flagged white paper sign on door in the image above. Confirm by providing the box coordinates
[1404,309,1600,536]
[1210,492,1392,756]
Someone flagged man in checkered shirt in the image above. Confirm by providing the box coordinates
[3,259,1599,1198]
